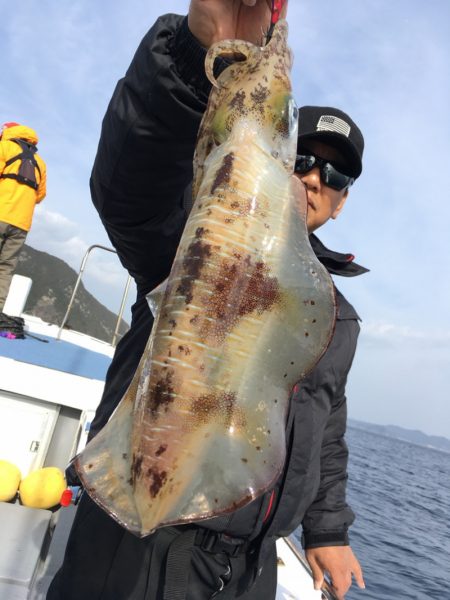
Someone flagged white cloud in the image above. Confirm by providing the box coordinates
[27,207,131,311]
[362,322,450,346]
[32,207,78,237]
[84,254,129,289]
[28,208,89,265]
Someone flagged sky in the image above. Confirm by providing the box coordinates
[2,0,449,438]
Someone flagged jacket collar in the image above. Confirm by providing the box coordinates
[309,233,369,278]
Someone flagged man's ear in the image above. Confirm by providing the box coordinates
[331,189,349,220]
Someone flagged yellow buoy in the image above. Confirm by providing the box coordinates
[19,467,66,509]
[0,459,21,502]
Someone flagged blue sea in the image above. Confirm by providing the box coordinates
[327,427,450,600]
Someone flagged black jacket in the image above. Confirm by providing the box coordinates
[90,14,367,551]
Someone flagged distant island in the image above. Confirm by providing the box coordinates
[349,419,450,454]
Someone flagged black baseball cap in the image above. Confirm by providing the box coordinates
[297,106,364,178]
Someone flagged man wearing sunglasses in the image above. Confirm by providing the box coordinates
[48,3,367,600]
[295,105,362,235]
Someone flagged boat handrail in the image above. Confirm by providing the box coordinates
[283,535,338,600]
[56,244,132,346]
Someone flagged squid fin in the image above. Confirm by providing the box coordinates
[146,278,168,319]
[73,379,142,534]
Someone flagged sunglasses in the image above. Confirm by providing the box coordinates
[294,154,354,191]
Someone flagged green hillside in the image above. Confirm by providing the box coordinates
[15,244,129,344]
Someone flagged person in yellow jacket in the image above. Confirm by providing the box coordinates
[0,122,46,310]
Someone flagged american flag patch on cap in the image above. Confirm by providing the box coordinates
[316,115,351,137]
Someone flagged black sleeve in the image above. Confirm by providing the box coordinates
[90,14,212,294]
[301,317,360,549]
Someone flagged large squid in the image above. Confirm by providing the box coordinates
[74,21,336,537]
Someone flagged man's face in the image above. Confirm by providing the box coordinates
[294,139,350,233]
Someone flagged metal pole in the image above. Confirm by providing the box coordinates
[112,274,132,347]
[56,245,119,341]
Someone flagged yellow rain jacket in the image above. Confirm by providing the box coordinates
[0,124,47,231]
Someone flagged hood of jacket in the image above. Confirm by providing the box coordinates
[2,124,39,146]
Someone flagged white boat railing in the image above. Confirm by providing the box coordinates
[56,244,132,346]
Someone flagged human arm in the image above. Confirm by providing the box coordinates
[302,386,364,597]
[301,305,365,596]
[92,2,287,292]
[36,158,46,203]
[90,14,212,291]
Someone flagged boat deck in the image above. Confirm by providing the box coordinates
[0,332,111,381]
[0,316,113,413]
